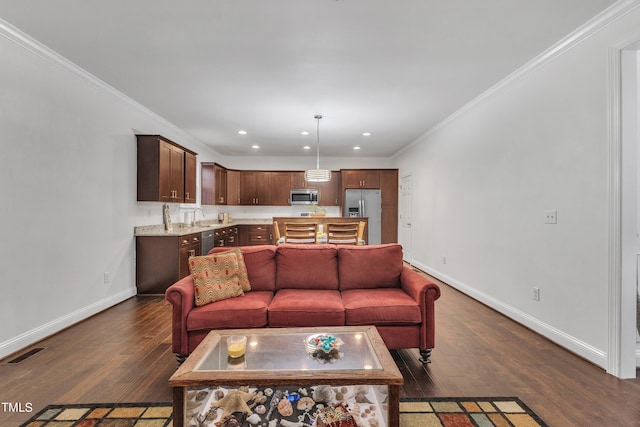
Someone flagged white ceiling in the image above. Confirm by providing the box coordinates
[0,0,616,157]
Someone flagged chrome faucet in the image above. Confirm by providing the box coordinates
[193,208,204,226]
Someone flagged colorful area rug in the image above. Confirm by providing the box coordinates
[20,397,547,427]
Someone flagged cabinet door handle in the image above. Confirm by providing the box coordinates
[218,240,225,246]
[188,249,196,257]
[228,236,234,243]
[186,192,189,199]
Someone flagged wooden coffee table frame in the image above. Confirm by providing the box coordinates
[169,326,403,427]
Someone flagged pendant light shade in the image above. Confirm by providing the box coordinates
[305,115,332,182]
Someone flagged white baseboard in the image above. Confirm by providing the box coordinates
[0,287,137,360]
[413,261,608,369]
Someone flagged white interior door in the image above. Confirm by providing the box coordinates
[400,174,413,263]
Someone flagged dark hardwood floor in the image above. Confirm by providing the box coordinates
[1,270,639,426]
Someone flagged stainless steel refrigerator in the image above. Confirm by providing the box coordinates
[343,189,381,245]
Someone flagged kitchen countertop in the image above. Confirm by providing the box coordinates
[134,218,273,237]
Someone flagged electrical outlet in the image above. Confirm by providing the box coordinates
[544,210,557,224]
[532,286,540,301]
[103,272,110,284]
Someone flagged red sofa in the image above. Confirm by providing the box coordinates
[165,243,441,363]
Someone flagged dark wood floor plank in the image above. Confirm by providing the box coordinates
[1,271,639,426]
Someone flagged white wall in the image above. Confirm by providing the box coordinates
[393,3,640,370]
[0,21,219,359]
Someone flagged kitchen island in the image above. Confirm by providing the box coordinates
[273,216,369,244]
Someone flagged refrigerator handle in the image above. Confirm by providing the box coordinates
[361,199,366,217]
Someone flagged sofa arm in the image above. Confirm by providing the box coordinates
[400,266,441,357]
[165,275,196,360]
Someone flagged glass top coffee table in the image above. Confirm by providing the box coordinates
[169,326,403,427]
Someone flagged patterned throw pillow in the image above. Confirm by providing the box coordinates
[217,248,251,292]
[190,252,244,306]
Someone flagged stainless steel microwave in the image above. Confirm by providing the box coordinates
[290,189,318,205]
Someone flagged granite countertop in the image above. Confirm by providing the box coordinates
[134,218,273,236]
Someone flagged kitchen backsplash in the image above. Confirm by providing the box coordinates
[134,203,342,229]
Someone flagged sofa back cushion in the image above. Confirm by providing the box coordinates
[276,244,339,290]
[338,244,403,290]
[209,245,276,292]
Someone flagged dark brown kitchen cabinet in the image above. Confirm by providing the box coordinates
[201,163,227,205]
[341,169,380,189]
[379,170,399,243]
[290,172,317,190]
[184,152,197,204]
[214,226,239,248]
[270,172,293,206]
[240,171,273,205]
[238,224,273,245]
[316,174,340,206]
[136,233,201,295]
[136,134,197,203]
[227,170,241,205]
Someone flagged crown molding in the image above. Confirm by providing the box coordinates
[394,0,640,158]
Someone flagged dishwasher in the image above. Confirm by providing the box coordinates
[201,230,216,255]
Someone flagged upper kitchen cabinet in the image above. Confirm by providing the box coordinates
[240,171,273,205]
[270,172,293,206]
[184,152,197,204]
[290,172,317,190]
[227,169,241,205]
[201,163,227,205]
[317,173,340,206]
[136,135,197,203]
[341,169,380,189]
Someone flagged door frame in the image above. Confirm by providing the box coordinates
[399,172,413,264]
[607,37,640,378]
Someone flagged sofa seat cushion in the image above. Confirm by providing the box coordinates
[187,291,273,331]
[338,244,403,290]
[276,244,339,290]
[268,289,344,326]
[341,289,422,325]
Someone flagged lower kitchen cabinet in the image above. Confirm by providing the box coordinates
[136,233,201,295]
[238,224,273,246]
[214,226,239,248]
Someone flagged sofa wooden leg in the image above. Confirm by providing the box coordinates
[175,353,187,364]
[419,349,432,364]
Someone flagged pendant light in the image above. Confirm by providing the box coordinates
[305,114,332,182]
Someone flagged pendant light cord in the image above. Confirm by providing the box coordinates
[315,114,322,169]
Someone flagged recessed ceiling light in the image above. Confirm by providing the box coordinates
[303,146,311,150]
[353,146,361,150]
[251,144,260,149]
[301,131,310,136]
[362,132,371,136]
[238,130,248,135]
